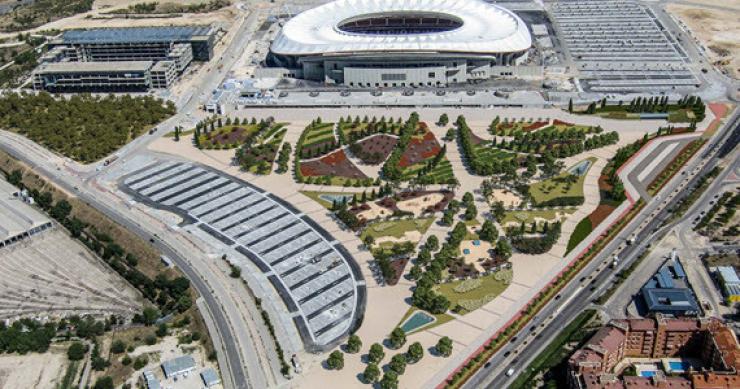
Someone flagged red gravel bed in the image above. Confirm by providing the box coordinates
[353,134,398,164]
[588,204,616,227]
[300,149,368,179]
[399,131,442,167]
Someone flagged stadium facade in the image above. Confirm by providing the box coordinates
[33,26,217,92]
[266,0,532,87]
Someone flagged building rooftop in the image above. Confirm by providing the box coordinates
[200,368,220,387]
[642,288,700,313]
[0,179,51,243]
[588,326,626,354]
[36,61,154,74]
[622,376,691,388]
[717,266,740,285]
[161,355,195,377]
[59,25,213,45]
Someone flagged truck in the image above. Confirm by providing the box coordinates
[506,367,516,377]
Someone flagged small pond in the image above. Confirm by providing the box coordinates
[568,159,592,176]
[400,310,436,333]
[319,193,354,204]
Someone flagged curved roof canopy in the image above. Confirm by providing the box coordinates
[271,0,532,56]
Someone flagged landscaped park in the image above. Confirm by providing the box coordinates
[154,96,719,389]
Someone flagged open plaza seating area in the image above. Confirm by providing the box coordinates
[122,161,365,349]
[0,230,142,321]
[551,0,697,92]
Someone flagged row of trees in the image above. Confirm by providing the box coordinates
[509,221,562,254]
[381,112,421,181]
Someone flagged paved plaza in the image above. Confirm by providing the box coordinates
[120,161,365,350]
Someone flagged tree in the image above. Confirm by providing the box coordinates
[568,98,573,113]
[363,235,375,248]
[464,203,477,221]
[110,340,126,354]
[93,376,114,389]
[133,355,148,370]
[7,169,22,186]
[380,370,399,389]
[425,235,439,252]
[438,113,449,126]
[156,323,168,337]
[495,239,512,259]
[462,192,474,205]
[441,210,454,225]
[436,336,453,357]
[346,334,362,354]
[363,363,380,383]
[326,350,344,370]
[122,354,132,366]
[406,342,424,363]
[141,306,160,325]
[389,354,407,374]
[479,220,498,242]
[389,328,406,349]
[368,343,385,364]
[67,341,86,361]
[490,201,506,222]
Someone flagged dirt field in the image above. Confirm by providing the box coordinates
[396,192,445,216]
[667,2,740,79]
[489,189,523,208]
[0,345,69,389]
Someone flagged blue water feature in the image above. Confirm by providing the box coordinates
[568,160,592,176]
[640,371,656,378]
[319,193,354,204]
[473,240,481,246]
[668,361,690,372]
[463,249,471,255]
[400,311,436,333]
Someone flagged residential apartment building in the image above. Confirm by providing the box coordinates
[568,316,740,389]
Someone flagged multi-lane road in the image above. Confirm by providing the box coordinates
[463,110,739,389]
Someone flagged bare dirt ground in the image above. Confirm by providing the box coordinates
[0,345,68,389]
[488,188,523,208]
[667,2,740,79]
[396,192,445,216]
[0,0,238,39]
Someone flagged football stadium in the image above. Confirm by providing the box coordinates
[267,0,533,87]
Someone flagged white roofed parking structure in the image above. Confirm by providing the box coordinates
[121,161,366,351]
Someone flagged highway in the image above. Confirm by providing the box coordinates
[463,109,740,389]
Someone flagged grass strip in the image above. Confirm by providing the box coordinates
[509,309,596,389]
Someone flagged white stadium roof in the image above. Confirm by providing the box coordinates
[271,0,532,56]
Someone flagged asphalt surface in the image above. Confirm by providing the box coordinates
[462,110,740,389]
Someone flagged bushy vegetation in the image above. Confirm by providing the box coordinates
[0,93,174,163]
[381,112,421,181]
[509,221,562,254]
[1,0,93,32]
[108,0,230,14]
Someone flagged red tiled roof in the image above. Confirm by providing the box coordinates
[691,372,740,389]
[629,319,657,332]
[588,326,626,354]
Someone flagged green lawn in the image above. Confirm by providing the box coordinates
[529,158,595,205]
[301,122,335,148]
[435,269,512,314]
[361,218,435,240]
[400,157,455,183]
[502,208,576,227]
[566,217,593,254]
[338,122,369,139]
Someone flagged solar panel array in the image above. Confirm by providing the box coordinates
[551,0,698,92]
[122,162,364,349]
[61,26,213,45]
